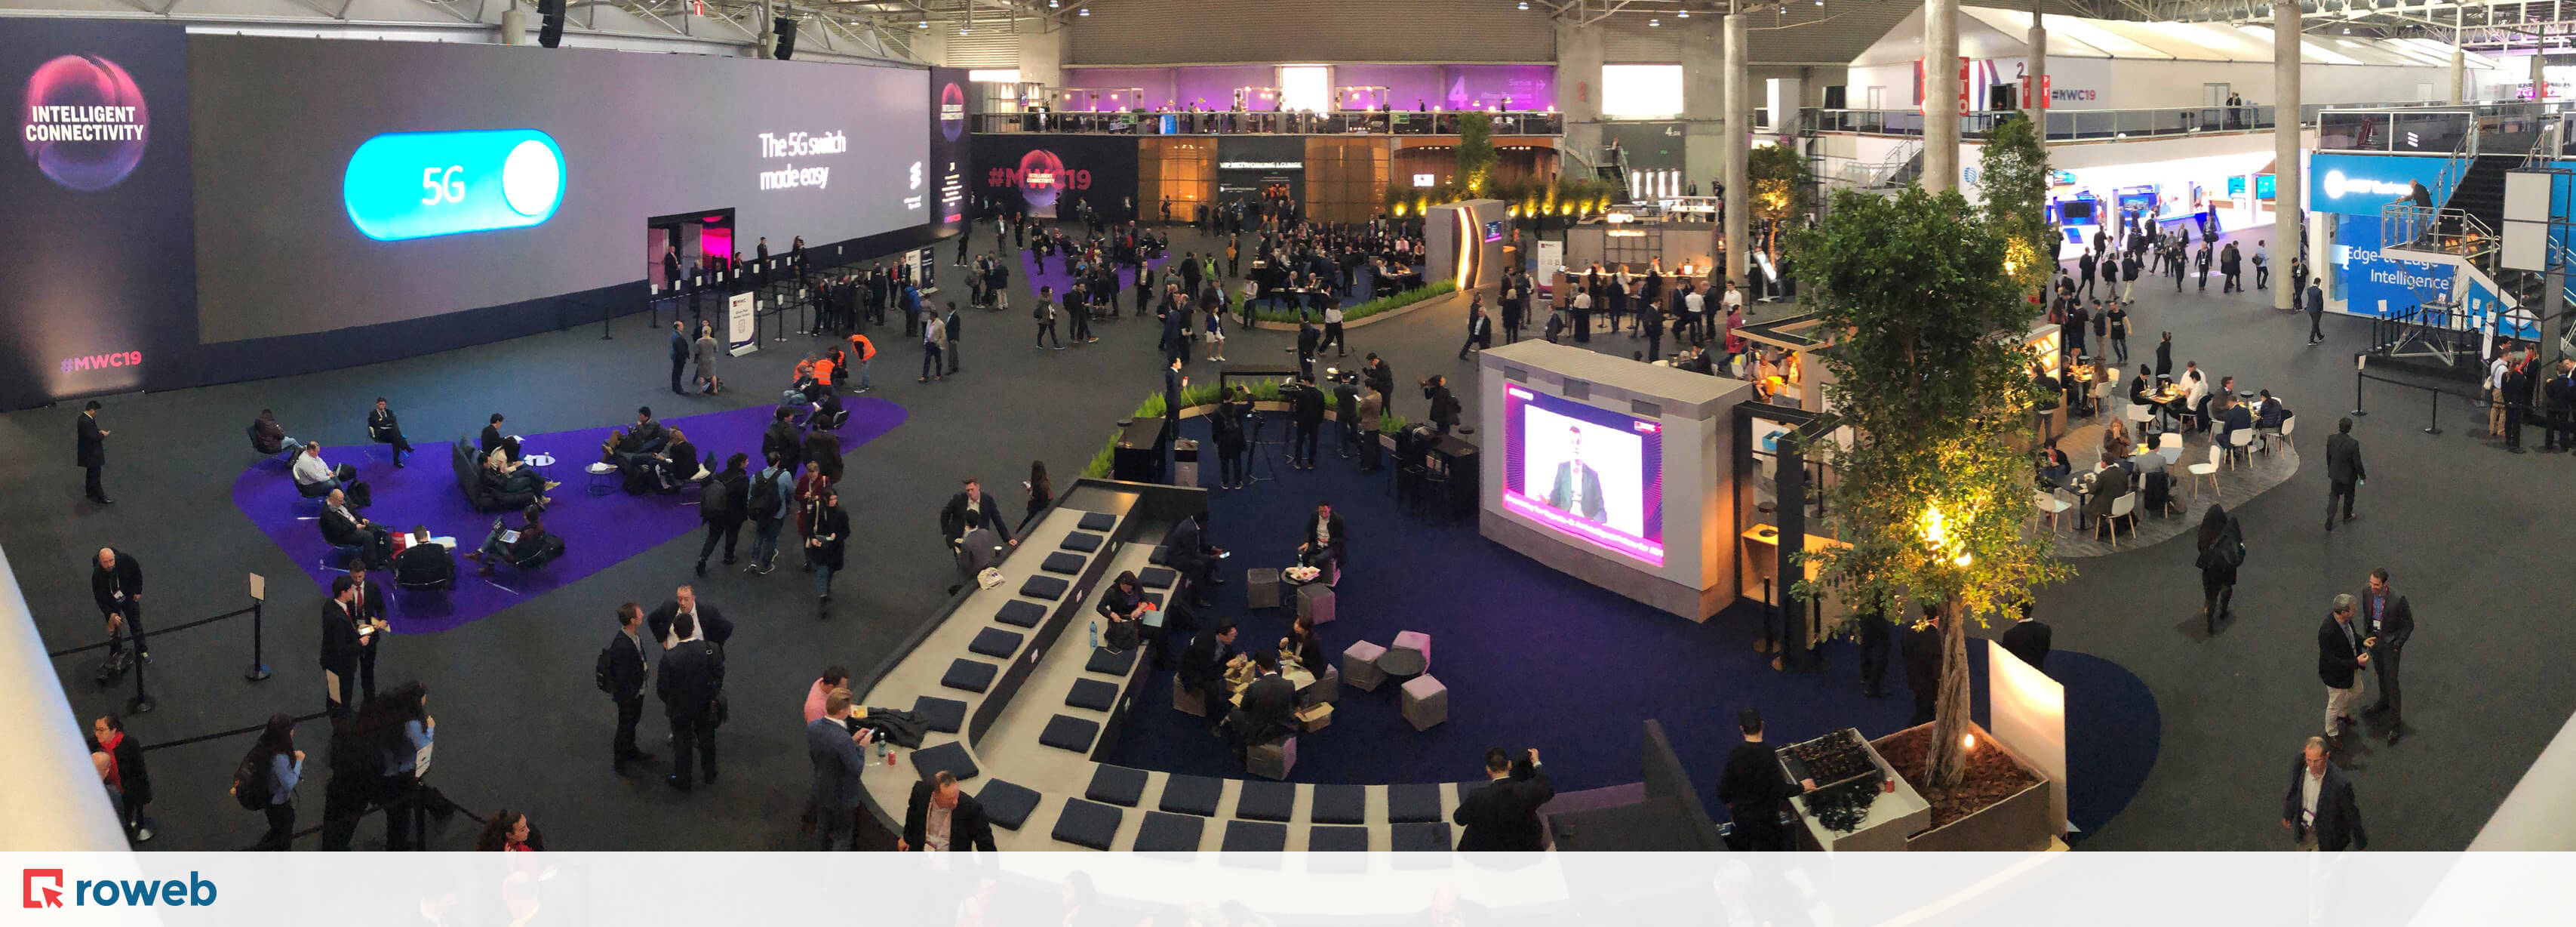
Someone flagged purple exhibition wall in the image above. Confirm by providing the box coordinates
[1058,64,1555,112]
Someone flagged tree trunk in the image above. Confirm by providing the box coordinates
[1926,599,1972,788]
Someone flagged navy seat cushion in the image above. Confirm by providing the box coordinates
[1019,575,1069,600]
[1065,679,1119,712]
[1040,714,1100,753]
[912,696,967,734]
[1139,566,1178,589]
[1308,825,1370,852]
[910,742,978,783]
[1391,821,1454,852]
[1085,765,1149,806]
[1077,511,1117,531]
[1085,647,1137,676]
[1311,784,1366,824]
[1133,811,1207,852]
[1042,552,1087,575]
[1148,545,1173,565]
[1061,531,1105,553]
[994,600,1047,627]
[968,627,1023,658]
[940,659,998,694]
[1236,781,1296,821]
[977,780,1041,831]
[1051,798,1123,850]
[1387,784,1442,823]
[1221,820,1289,852]
[1158,775,1224,816]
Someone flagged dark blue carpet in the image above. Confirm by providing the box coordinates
[1102,415,2157,836]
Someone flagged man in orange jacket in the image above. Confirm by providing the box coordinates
[846,334,875,393]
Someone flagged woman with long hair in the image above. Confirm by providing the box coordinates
[374,682,435,851]
[240,713,304,850]
[1021,460,1053,534]
[477,808,535,852]
[2193,504,2242,634]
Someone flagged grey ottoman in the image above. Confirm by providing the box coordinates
[1247,736,1298,781]
[1342,641,1388,692]
[1301,664,1341,706]
[1296,581,1337,625]
[1246,568,1283,609]
[1400,674,1448,731]
[1172,673,1207,717]
[1382,630,1431,677]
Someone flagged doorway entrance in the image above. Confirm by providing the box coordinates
[647,208,736,327]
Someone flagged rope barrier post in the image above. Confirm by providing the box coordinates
[126,623,155,716]
[2351,354,2369,417]
[2424,387,2442,436]
[246,597,270,682]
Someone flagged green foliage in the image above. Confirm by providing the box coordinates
[1747,142,1815,226]
[1977,114,2058,294]
[1077,377,1410,480]
[1249,282,1456,325]
[1456,112,1497,196]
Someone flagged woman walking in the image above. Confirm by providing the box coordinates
[236,713,305,850]
[692,321,723,395]
[2193,504,2242,634]
[1020,460,1053,535]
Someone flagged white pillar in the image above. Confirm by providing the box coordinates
[2026,9,2046,128]
[498,5,529,45]
[2450,7,2465,104]
[1923,0,1960,193]
[1724,11,1750,289]
[1683,14,1726,202]
[2535,29,2550,103]
[2274,2,2304,312]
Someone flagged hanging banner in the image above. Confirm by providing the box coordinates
[727,290,758,356]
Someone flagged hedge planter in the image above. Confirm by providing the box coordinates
[1871,721,2055,852]
[1246,282,1459,331]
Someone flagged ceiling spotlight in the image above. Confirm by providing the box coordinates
[1649,17,1659,26]
[917,20,927,28]
[1517,1,1529,8]
[961,26,971,34]
[1049,0,1059,5]
[1678,8,1689,17]
[1077,7,1089,14]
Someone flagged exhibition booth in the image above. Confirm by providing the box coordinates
[2,20,964,412]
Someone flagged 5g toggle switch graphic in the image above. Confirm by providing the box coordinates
[343,129,565,241]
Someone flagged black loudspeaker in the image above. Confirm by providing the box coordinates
[774,17,798,60]
[1821,85,1846,109]
[538,0,565,48]
[1987,84,2017,112]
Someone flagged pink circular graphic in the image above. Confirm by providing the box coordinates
[939,82,967,141]
[20,54,151,192]
[1017,149,1065,211]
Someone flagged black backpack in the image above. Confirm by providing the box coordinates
[748,470,783,519]
[699,476,732,522]
[232,747,272,811]
[594,645,614,694]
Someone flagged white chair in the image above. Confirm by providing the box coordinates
[2156,433,2185,471]
[2187,444,2222,499]
[2034,491,2073,534]
[2094,380,2120,418]
[2104,491,2138,548]
[2224,429,2255,468]
[2123,401,2154,438]
[2262,415,2298,455]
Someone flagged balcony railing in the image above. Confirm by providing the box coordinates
[972,110,1565,137]
[1806,105,2290,140]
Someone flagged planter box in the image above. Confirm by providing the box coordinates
[1871,722,2057,852]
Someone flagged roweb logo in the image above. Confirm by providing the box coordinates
[22,868,218,908]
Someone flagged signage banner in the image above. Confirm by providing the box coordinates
[971,134,1138,222]
[727,290,757,353]
[2307,152,2461,217]
[2334,214,2454,319]
[1535,239,1564,279]
[929,66,973,229]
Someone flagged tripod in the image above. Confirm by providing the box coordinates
[1245,410,1282,485]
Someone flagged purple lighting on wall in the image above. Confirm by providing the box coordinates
[1056,64,1556,113]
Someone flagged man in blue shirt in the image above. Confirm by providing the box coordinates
[668,321,690,395]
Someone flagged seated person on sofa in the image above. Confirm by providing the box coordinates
[466,504,558,576]
[643,427,701,493]
[320,488,392,568]
[480,413,521,463]
[482,448,555,507]
[250,409,303,458]
[601,407,671,475]
[392,526,456,590]
[292,442,361,500]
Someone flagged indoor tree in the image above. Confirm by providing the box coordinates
[1746,142,1815,256]
[1976,113,2058,297]
[1456,112,1497,197]
[1784,185,2069,790]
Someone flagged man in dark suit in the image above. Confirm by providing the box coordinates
[694,453,751,576]
[1454,747,1554,851]
[1717,708,1816,851]
[1296,500,1347,577]
[318,575,367,719]
[1160,513,1225,609]
[1164,356,1187,439]
[605,603,653,770]
[668,320,691,395]
[366,397,416,467]
[2324,417,2364,531]
[1290,374,1327,470]
[656,610,724,791]
[2282,736,2368,851]
[2319,595,2369,753]
[937,479,1016,547]
[1544,426,1609,522]
[807,686,875,849]
[2359,568,2414,744]
[647,585,736,651]
[76,399,110,504]
[1179,621,1239,728]
[662,246,683,292]
[1227,650,1300,751]
[1363,353,1395,405]
[761,408,804,476]
[900,770,998,852]
[320,488,390,569]
[346,564,391,702]
[392,527,455,590]
[2000,602,2052,671]
[479,413,518,463]
[91,547,147,670]
[1423,374,1461,436]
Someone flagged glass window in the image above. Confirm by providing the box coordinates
[1602,64,1684,120]
[1278,65,1333,114]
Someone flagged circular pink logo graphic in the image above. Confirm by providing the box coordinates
[939,82,967,141]
[1017,149,1065,211]
[20,54,150,192]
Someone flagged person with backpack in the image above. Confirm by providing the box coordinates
[745,452,795,574]
[600,602,652,770]
[1034,286,1065,350]
[232,713,304,850]
[2195,504,2244,635]
[694,454,750,577]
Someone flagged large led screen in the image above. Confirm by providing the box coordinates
[1500,383,1667,566]
[189,36,929,343]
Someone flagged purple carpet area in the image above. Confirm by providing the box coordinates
[1019,248,1171,306]
[230,400,906,634]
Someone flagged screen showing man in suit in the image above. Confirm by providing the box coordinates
[1501,385,1665,565]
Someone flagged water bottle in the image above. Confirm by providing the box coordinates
[1089,621,1101,648]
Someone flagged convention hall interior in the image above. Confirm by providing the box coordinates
[7,0,2576,859]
